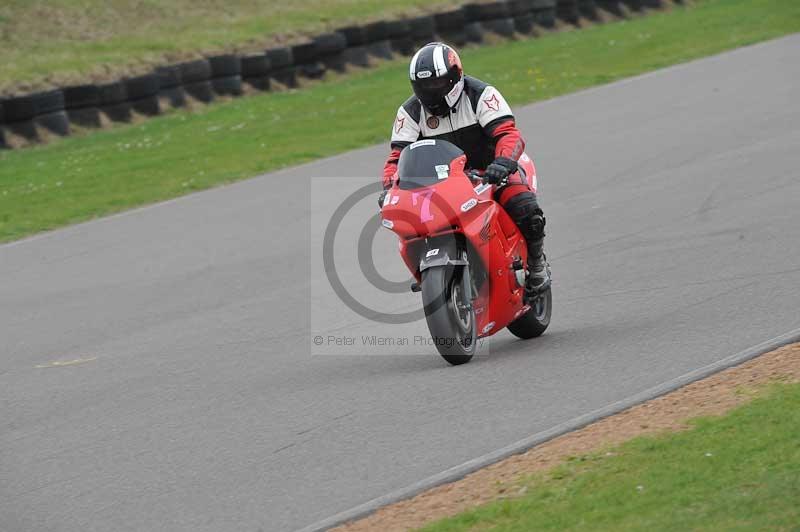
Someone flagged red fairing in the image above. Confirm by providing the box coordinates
[382,147,403,189]
[491,119,525,161]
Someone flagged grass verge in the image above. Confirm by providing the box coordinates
[0,0,454,93]
[1,0,800,243]
[420,382,800,531]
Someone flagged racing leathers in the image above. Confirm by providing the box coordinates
[382,76,550,295]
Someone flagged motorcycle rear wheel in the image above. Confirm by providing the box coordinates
[507,286,552,339]
[421,266,477,365]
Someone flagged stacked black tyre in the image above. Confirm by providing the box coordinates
[126,74,161,116]
[0,101,6,149]
[556,0,581,24]
[315,33,348,72]
[156,65,186,108]
[509,0,538,34]
[292,41,325,79]
[363,21,395,60]
[386,20,414,56]
[407,15,437,48]
[266,47,297,88]
[579,0,600,19]
[209,55,243,96]
[2,94,37,141]
[99,81,132,122]
[465,2,517,39]
[2,90,70,141]
[621,0,644,11]
[179,59,214,103]
[339,26,370,68]
[33,91,70,136]
[64,84,102,128]
[533,0,558,28]
[434,8,470,46]
[242,53,272,91]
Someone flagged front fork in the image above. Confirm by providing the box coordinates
[416,237,475,308]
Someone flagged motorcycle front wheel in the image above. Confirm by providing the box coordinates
[421,266,477,365]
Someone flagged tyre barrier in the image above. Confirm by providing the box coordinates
[464,1,510,21]
[126,74,162,116]
[2,0,674,150]
[31,90,70,136]
[64,84,102,128]
[266,47,292,70]
[407,15,437,46]
[387,21,415,56]
[1,92,38,141]
[339,26,371,67]
[291,41,327,79]
[209,54,243,96]
[622,0,644,11]
[534,0,558,27]
[366,41,394,61]
[483,17,517,37]
[99,81,133,122]
[179,59,212,84]
[265,47,297,87]
[242,53,272,91]
[514,13,537,34]
[156,65,186,108]
[435,8,469,47]
[0,101,6,149]
[314,33,348,73]
[178,59,214,102]
[464,22,485,44]
[596,0,625,16]
[342,45,371,68]
[579,0,600,20]
[509,0,536,15]
[557,0,581,24]
[363,22,394,60]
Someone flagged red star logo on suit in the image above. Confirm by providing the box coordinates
[483,93,500,112]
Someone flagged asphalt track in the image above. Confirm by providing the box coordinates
[2,35,800,532]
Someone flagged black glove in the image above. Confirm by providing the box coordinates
[378,189,388,209]
[484,157,519,185]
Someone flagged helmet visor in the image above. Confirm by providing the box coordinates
[412,77,452,109]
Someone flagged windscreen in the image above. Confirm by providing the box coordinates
[397,140,464,190]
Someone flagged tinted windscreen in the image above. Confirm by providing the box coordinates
[397,140,464,190]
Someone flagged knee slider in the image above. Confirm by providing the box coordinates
[503,191,540,220]
[504,192,545,238]
[531,214,546,239]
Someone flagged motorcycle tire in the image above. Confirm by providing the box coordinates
[421,266,476,365]
[507,286,552,339]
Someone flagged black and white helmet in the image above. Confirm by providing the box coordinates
[409,42,464,117]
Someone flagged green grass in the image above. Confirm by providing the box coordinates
[0,0,455,93]
[422,382,800,532]
[1,0,800,242]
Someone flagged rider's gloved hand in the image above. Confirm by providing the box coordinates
[484,157,519,185]
[378,189,388,209]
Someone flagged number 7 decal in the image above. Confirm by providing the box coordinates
[412,188,435,223]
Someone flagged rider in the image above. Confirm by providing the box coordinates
[381,42,550,295]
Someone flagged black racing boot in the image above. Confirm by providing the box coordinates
[525,237,551,299]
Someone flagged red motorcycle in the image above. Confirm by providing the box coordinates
[380,139,552,365]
